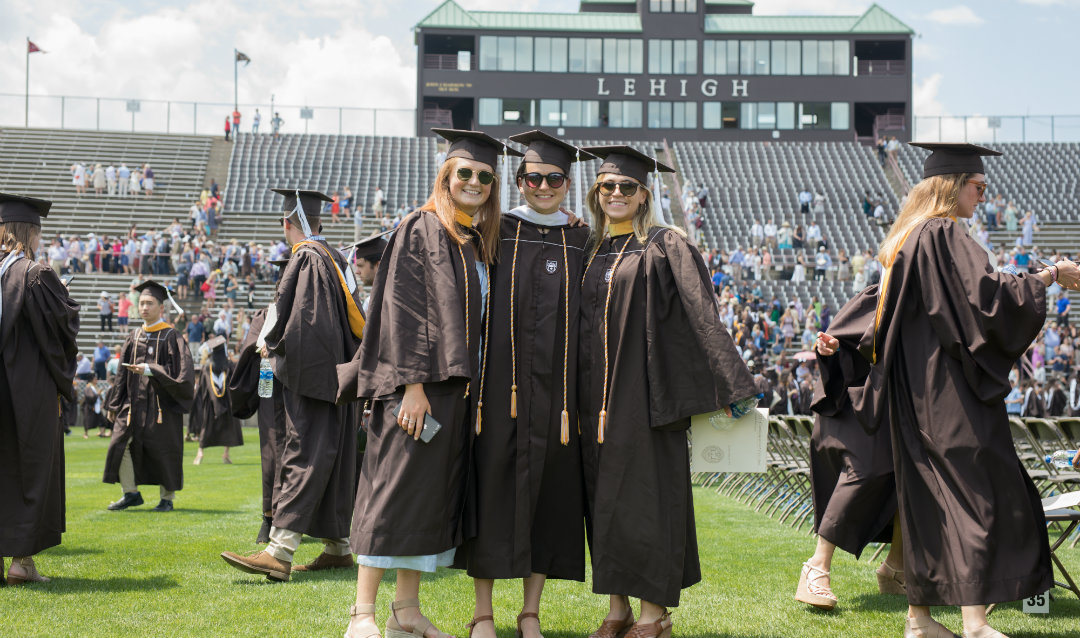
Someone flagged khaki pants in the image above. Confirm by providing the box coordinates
[119,443,175,501]
[265,527,350,563]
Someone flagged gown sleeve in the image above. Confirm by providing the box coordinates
[916,219,1046,403]
[337,211,473,402]
[146,329,196,412]
[25,264,80,400]
[644,229,758,429]
[228,309,265,419]
[811,285,877,417]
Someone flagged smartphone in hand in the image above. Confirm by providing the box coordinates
[391,403,442,443]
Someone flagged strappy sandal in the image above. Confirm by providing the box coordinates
[465,615,494,638]
[516,612,541,638]
[6,557,50,585]
[588,608,635,638]
[904,616,959,638]
[795,562,836,610]
[385,598,456,638]
[876,560,906,595]
[624,612,672,638]
[345,603,381,638]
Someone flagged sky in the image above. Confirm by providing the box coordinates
[1,0,1078,138]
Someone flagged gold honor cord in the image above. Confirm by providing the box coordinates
[596,235,632,444]
[508,221,522,419]
[474,260,492,436]
[560,228,571,445]
[207,360,226,398]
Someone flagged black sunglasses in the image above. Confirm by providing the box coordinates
[456,167,495,185]
[597,181,640,197]
[521,172,567,189]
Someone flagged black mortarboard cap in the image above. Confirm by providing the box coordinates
[581,145,675,185]
[134,279,170,303]
[351,235,389,263]
[269,254,291,269]
[909,142,1001,179]
[0,192,52,226]
[270,188,332,218]
[508,130,594,174]
[432,128,522,171]
[205,335,227,350]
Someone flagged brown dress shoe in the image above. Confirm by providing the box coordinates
[292,551,355,572]
[220,550,291,582]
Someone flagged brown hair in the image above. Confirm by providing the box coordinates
[421,158,501,264]
[0,222,42,259]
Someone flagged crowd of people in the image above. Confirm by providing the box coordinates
[70,162,155,197]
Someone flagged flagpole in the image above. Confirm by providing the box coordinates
[233,49,238,113]
[25,37,30,127]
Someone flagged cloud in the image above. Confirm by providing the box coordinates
[748,0,867,15]
[913,73,994,142]
[925,6,983,25]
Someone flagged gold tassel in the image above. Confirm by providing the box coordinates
[598,410,607,444]
[510,385,518,419]
[475,402,483,435]
[560,410,569,446]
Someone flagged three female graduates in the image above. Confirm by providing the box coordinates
[0,193,80,585]
[819,143,1080,638]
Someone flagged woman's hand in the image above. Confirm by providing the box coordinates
[1054,260,1080,291]
[561,207,588,228]
[398,383,431,441]
[815,332,839,357]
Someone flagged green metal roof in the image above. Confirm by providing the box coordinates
[705,4,912,34]
[705,0,755,5]
[417,0,910,35]
[418,0,641,32]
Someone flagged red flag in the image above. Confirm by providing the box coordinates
[28,40,43,54]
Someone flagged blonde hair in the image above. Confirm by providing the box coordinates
[0,222,42,259]
[421,158,501,264]
[586,174,685,246]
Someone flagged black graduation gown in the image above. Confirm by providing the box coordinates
[578,227,757,607]
[853,218,1051,606]
[808,285,896,558]
[194,360,244,448]
[0,256,79,557]
[1045,388,1067,417]
[338,209,481,557]
[103,325,195,491]
[229,309,286,516]
[263,240,361,539]
[456,213,589,581]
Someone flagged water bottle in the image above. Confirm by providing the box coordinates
[258,357,273,398]
[1045,449,1077,469]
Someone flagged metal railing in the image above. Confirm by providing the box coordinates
[913,115,1080,143]
[0,93,417,137]
[857,59,906,76]
[423,54,477,71]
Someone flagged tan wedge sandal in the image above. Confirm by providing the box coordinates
[876,560,906,595]
[345,603,381,638]
[794,562,837,610]
[385,598,456,638]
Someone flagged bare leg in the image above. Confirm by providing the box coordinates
[520,573,546,638]
[193,447,204,464]
[805,535,836,590]
[471,578,496,638]
[603,594,631,623]
[223,446,232,463]
[346,565,385,638]
[961,605,991,636]
[390,569,448,638]
[885,516,904,570]
[638,600,669,627]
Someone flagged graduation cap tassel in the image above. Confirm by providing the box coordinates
[598,410,606,444]
[292,188,314,239]
[475,403,483,435]
[574,149,586,226]
[651,159,666,226]
[560,410,570,446]
[500,146,509,210]
[165,288,184,319]
[510,386,518,419]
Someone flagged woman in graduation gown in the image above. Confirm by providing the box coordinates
[0,193,80,585]
[853,143,1080,638]
[577,147,758,638]
[457,131,592,638]
[795,285,904,612]
[337,129,517,638]
[191,336,243,464]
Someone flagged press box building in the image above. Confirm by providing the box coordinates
[415,0,913,142]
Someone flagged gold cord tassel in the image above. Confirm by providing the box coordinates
[475,402,483,435]
[560,410,570,445]
[510,385,518,419]
[598,410,607,444]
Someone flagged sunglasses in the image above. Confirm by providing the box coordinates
[597,181,640,197]
[456,167,495,185]
[966,180,988,196]
[521,172,567,189]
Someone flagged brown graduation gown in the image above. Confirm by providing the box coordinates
[853,218,1051,606]
[263,240,361,539]
[809,284,896,557]
[338,209,481,557]
[456,213,589,581]
[0,256,79,557]
[103,325,195,491]
[193,359,243,448]
[579,227,757,607]
[229,309,286,516]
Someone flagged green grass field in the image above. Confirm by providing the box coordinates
[3,435,1079,638]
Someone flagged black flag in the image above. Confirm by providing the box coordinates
[236,50,251,66]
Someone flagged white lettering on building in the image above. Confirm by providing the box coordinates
[597,78,611,96]
[623,78,636,96]
[731,79,749,97]
[649,79,666,97]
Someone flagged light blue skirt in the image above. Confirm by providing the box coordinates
[355,548,456,573]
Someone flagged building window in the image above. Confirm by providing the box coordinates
[606,101,642,128]
[535,38,551,72]
[802,40,818,75]
[650,39,696,74]
[516,36,533,72]
[586,38,603,73]
[834,40,850,76]
[533,37,567,73]
[831,102,850,130]
[703,40,739,75]
[602,39,642,74]
[799,102,848,130]
[569,38,586,73]
[771,41,800,75]
[479,36,498,71]
[540,99,562,127]
[650,0,696,12]
[777,102,795,129]
[801,41,850,76]
[478,98,500,126]
[648,102,696,129]
[818,41,834,75]
[497,36,516,71]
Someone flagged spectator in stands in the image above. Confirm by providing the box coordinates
[106,164,117,196]
[1003,201,1018,231]
[143,164,155,197]
[761,247,774,280]
[792,224,805,250]
[729,246,745,282]
[885,136,900,162]
[697,182,709,209]
[806,221,822,253]
[835,249,850,282]
[271,112,283,138]
[778,221,792,249]
[812,191,825,216]
[798,187,812,214]
[862,192,872,217]
[764,217,777,249]
[750,218,764,247]
[1057,291,1071,326]
[813,246,832,281]
[129,166,142,197]
[93,341,110,380]
[341,186,352,220]
[252,109,261,134]
[371,185,386,217]
[117,163,131,197]
[118,292,132,333]
[872,200,886,224]
[48,238,66,275]
[224,116,231,141]
[983,196,997,230]
[330,192,341,224]
[71,162,87,195]
[660,188,671,222]
[875,137,887,166]
[1021,210,1037,247]
[791,254,807,282]
[97,292,114,332]
[185,314,206,362]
